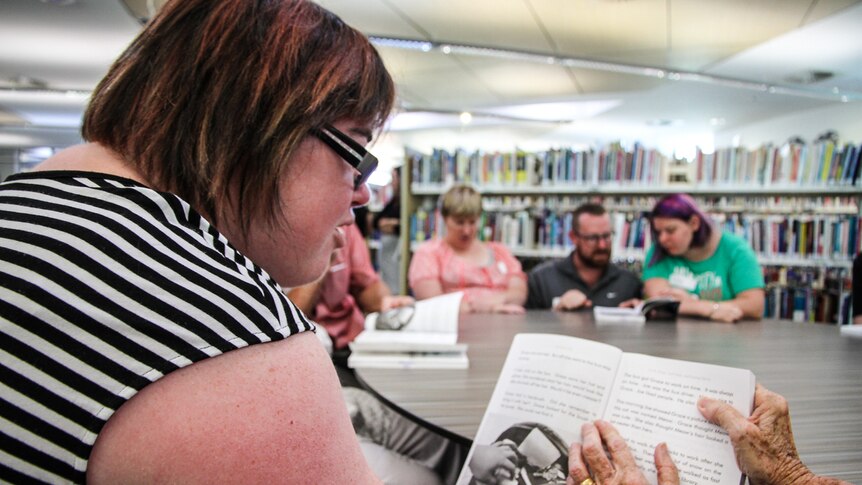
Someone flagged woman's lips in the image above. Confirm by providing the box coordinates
[333,227,346,249]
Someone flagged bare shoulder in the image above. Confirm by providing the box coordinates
[87,332,378,484]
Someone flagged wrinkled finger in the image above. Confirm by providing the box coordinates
[654,442,680,485]
[581,422,614,482]
[595,420,639,472]
[753,384,787,413]
[567,443,592,485]
[698,396,750,440]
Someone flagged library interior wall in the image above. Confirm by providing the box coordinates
[715,101,862,148]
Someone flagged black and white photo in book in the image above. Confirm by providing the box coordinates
[464,421,568,484]
[375,304,416,330]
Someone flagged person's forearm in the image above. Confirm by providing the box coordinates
[377,217,399,234]
[806,476,852,485]
[356,281,390,314]
[286,279,324,315]
[675,297,710,317]
[735,299,764,320]
[502,280,527,306]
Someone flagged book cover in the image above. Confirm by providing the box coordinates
[592,297,681,325]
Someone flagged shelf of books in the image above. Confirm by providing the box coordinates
[402,139,862,324]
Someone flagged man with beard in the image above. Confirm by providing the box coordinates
[526,203,642,310]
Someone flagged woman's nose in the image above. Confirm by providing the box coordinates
[352,182,371,207]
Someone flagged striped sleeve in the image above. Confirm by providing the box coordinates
[0,172,313,483]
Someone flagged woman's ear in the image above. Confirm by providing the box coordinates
[688,215,701,231]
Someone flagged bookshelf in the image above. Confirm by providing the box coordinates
[400,139,862,324]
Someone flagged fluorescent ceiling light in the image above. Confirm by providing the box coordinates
[0,89,90,128]
[369,35,860,102]
[386,111,462,131]
[385,109,578,132]
[483,100,620,122]
[371,37,433,52]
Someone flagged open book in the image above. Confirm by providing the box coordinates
[347,292,467,369]
[456,334,754,485]
[593,297,681,325]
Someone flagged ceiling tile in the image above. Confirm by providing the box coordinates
[382,0,553,52]
[530,0,669,59]
[314,0,428,38]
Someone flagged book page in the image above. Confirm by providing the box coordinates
[456,333,623,485]
[603,354,755,485]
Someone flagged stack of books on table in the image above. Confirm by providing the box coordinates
[348,292,468,369]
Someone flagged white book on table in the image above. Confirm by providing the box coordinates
[348,292,467,369]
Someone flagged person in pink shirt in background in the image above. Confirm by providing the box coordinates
[409,184,527,314]
[289,222,413,352]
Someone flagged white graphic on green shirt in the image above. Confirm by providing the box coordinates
[669,267,723,300]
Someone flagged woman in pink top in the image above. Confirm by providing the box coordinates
[409,184,527,313]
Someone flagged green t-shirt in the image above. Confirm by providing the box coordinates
[643,232,764,301]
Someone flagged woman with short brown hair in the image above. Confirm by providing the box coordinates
[0,0,393,482]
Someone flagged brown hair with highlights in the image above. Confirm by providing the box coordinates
[83,0,395,230]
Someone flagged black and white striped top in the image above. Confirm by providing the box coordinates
[0,171,314,483]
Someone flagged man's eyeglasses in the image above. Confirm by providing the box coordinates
[313,124,378,190]
[576,231,614,244]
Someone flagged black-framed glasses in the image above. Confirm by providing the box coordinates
[576,231,614,244]
[313,124,378,190]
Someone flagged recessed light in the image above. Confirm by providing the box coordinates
[39,0,76,5]
[646,119,680,127]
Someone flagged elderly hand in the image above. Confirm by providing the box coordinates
[698,385,843,485]
[380,295,414,312]
[568,420,679,485]
[554,290,590,311]
[468,441,519,483]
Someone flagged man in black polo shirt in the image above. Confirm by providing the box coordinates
[526,202,642,310]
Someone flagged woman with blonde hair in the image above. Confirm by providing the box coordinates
[409,184,527,313]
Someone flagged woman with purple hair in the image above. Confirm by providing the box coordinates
[642,193,765,322]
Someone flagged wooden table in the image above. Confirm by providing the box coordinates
[356,311,862,483]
